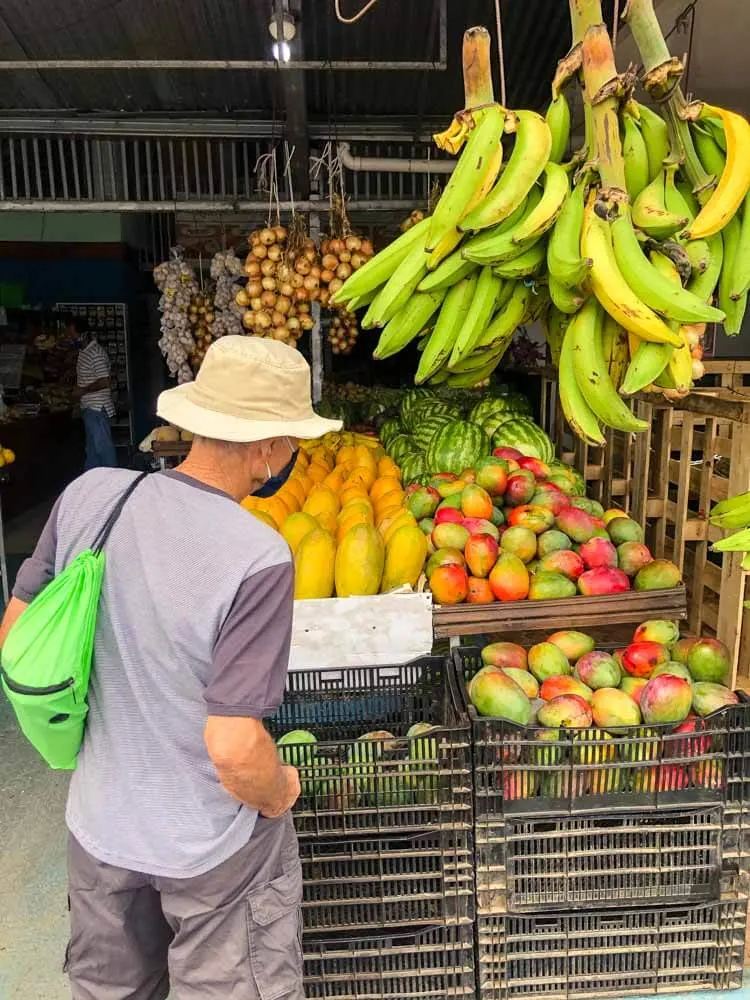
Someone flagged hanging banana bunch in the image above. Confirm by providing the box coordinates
[332,2,750,435]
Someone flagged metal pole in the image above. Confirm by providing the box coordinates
[0,198,420,212]
[0,491,9,607]
[0,58,446,72]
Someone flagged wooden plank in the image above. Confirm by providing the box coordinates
[716,422,750,687]
[651,407,672,559]
[703,360,750,376]
[670,427,732,458]
[601,425,615,509]
[631,400,652,527]
[671,414,695,574]
[431,585,688,639]
[688,417,715,634]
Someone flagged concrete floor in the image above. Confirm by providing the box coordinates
[0,698,70,1000]
[0,503,71,1000]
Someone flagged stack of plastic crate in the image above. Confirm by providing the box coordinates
[452,645,750,1000]
[268,657,476,1000]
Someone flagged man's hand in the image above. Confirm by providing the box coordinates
[261,765,300,818]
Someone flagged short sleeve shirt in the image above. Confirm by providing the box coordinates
[77,339,115,417]
[14,469,294,878]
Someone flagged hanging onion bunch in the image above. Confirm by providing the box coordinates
[328,308,359,355]
[318,232,374,309]
[211,249,245,339]
[237,220,317,348]
[154,250,199,383]
[187,289,216,371]
[399,208,426,233]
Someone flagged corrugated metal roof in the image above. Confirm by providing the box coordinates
[0,0,616,118]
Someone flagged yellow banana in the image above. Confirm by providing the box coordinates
[415,275,477,384]
[570,299,649,434]
[547,179,591,289]
[621,111,650,201]
[361,239,429,328]
[427,105,505,252]
[610,209,724,324]
[686,104,750,239]
[635,103,670,183]
[632,169,688,240]
[601,313,630,392]
[459,110,552,232]
[418,250,476,292]
[332,216,430,306]
[581,201,682,347]
[426,228,463,270]
[546,92,571,164]
[559,316,606,446]
[448,266,501,367]
[372,290,445,360]
[512,162,570,243]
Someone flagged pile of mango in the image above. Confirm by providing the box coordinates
[242,431,428,599]
[468,621,739,800]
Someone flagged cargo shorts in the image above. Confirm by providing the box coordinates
[65,812,304,1000]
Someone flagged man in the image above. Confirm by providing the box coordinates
[1,336,341,999]
[70,314,117,470]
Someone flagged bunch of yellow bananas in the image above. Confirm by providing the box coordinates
[331,3,750,442]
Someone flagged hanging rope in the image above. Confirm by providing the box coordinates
[283,140,296,218]
[494,0,507,107]
[334,0,380,24]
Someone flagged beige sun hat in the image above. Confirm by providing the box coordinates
[157,336,342,443]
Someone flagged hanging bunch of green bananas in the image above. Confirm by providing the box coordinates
[332,3,750,435]
[709,491,750,571]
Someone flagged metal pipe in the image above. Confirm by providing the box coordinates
[0,116,445,141]
[0,198,418,212]
[337,141,453,175]
[0,58,445,72]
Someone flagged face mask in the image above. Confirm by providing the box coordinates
[253,441,299,498]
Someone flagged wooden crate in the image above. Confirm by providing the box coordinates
[540,369,750,687]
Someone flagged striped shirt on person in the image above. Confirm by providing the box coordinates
[77,339,115,417]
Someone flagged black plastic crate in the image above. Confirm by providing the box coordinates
[474,809,723,914]
[477,898,747,999]
[452,645,750,819]
[300,829,475,931]
[268,657,472,837]
[303,922,475,1000]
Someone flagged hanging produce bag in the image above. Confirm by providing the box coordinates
[0,473,146,769]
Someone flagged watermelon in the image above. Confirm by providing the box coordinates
[388,434,420,465]
[403,399,461,436]
[425,420,490,475]
[379,417,404,450]
[491,418,554,462]
[468,396,525,439]
[400,451,429,486]
[399,389,435,433]
[412,410,461,452]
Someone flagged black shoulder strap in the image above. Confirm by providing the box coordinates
[92,473,148,555]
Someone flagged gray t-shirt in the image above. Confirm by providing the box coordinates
[14,469,293,878]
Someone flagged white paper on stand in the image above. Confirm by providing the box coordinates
[289,590,433,671]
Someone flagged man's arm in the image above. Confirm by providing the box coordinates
[203,560,298,816]
[205,715,299,816]
[73,376,110,399]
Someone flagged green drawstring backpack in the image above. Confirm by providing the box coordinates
[0,473,147,769]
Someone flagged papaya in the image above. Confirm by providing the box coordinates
[336,445,357,467]
[382,509,418,547]
[335,524,384,597]
[281,512,319,556]
[337,509,372,544]
[370,476,403,504]
[306,463,329,484]
[303,485,340,519]
[346,466,377,491]
[354,444,378,474]
[322,468,347,492]
[381,524,428,592]
[315,512,337,536]
[378,457,401,480]
[340,485,370,507]
[294,528,336,600]
[282,476,306,507]
[246,508,279,531]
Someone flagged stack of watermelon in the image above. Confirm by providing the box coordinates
[380,387,551,485]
